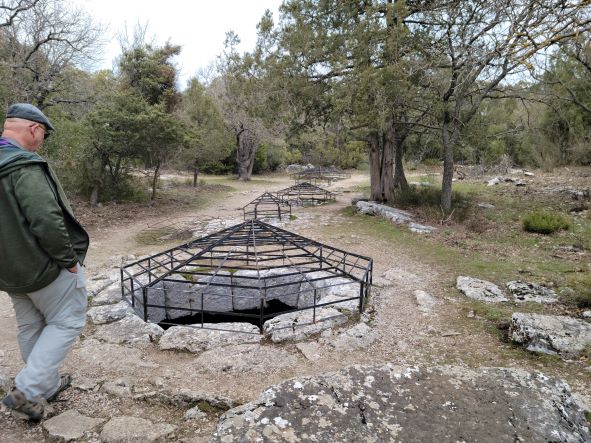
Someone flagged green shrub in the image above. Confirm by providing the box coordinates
[522,211,570,234]
[562,273,591,308]
[389,186,472,222]
[391,186,470,209]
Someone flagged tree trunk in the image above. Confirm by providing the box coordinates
[89,186,99,207]
[368,132,384,201]
[193,159,199,187]
[389,125,408,196]
[236,129,257,181]
[368,130,394,202]
[441,111,457,212]
[151,160,161,201]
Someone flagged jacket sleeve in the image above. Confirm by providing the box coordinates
[13,165,79,269]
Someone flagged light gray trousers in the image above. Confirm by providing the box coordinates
[8,266,87,401]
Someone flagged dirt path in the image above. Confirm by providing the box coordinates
[1,172,588,442]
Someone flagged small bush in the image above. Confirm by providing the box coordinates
[562,273,591,308]
[421,158,441,166]
[522,211,570,235]
[389,186,472,222]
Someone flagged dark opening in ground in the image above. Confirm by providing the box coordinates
[157,299,294,330]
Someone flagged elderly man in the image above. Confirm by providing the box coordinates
[0,104,89,420]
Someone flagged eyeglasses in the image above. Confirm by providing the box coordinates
[29,123,50,140]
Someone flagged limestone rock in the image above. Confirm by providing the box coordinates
[510,313,591,357]
[91,285,122,306]
[456,276,508,302]
[210,365,590,442]
[102,378,133,397]
[159,323,261,353]
[100,416,176,442]
[72,339,159,371]
[263,308,348,343]
[193,344,297,374]
[93,314,164,348]
[87,301,133,325]
[86,276,117,297]
[43,410,104,441]
[304,274,360,311]
[414,290,440,314]
[71,377,99,392]
[157,389,235,410]
[583,310,591,319]
[0,368,11,392]
[507,281,558,304]
[295,342,323,361]
[184,406,207,421]
[323,323,377,351]
[356,201,435,233]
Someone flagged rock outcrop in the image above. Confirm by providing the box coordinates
[210,365,590,442]
[456,276,508,302]
[510,313,591,357]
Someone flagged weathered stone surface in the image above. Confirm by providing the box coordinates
[356,201,435,233]
[322,323,377,351]
[262,267,303,307]
[583,310,591,319]
[263,308,348,343]
[71,377,99,392]
[152,388,235,410]
[184,406,207,421]
[506,281,559,304]
[102,378,133,397]
[43,409,104,441]
[100,416,176,442]
[91,285,122,306]
[210,365,590,443]
[230,269,263,310]
[72,339,159,371]
[193,344,298,374]
[86,276,117,297]
[487,176,501,186]
[456,276,508,302]
[133,281,166,323]
[159,323,261,353]
[195,273,234,313]
[87,301,133,325]
[93,314,164,347]
[308,275,360,312]
[295,342,322,361]
[409,222,435,234]
[162,274,200,319]
[510,313,591,357]
[375,267,424,287]
[414,290,440,314]
[0,368,11,392]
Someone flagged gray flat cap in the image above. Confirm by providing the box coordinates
[6,103,55,131]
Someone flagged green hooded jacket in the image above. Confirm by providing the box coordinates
[0,139,89,293]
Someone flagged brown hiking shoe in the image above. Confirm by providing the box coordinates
[2,388,44,421]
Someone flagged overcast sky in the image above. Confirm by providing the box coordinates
[72,0,283,87]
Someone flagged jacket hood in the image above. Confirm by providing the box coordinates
[0,142,45,178]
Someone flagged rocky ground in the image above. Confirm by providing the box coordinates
[0,170,589,442]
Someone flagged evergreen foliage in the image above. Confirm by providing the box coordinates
[522,211,571,235]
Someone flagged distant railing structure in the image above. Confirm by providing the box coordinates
[291,167,350,185]
[242,191,292,221]
[276,182,336,206]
